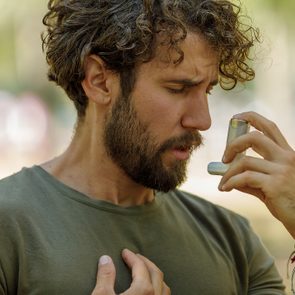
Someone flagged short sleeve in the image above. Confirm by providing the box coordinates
[238,219,286,294]
[0,262,7,295]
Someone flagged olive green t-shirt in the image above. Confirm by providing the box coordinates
[0,166,285,294]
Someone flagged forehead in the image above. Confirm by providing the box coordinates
[137,32,219,80]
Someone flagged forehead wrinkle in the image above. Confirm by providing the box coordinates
[169,61,218,86]
[184,53,218,79]
[159,58,218,80]
[135,32,219,84]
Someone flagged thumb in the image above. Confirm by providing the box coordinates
[91,255,116,295]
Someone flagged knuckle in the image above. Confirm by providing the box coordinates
[250,130,261,141]
[101,268,113,277]
[279,152,295,178]
[280,165,293,180]
[141,283,154,295]
[243,171,253,183]
[267,119,277,130]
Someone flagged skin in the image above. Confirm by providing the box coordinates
[42,32,218,207]
[102,73,203,192]
[219,111,295,239]
[91,249,170,295]
[41,30,295,292]
[41,32,219,293]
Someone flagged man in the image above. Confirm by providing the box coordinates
[0,0,293,294]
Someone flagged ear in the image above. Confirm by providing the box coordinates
[81,55,115,105]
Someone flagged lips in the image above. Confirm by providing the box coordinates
[171,146,192,160]
[161,132,203,161]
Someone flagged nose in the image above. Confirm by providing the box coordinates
[181,94,211,131]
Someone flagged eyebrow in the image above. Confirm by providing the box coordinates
[163,78,219,87]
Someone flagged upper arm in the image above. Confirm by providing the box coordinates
[0,262,7,295]
[239,220,286,294]
[0,206,19,295]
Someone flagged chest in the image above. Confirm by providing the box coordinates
[13,214,243,295]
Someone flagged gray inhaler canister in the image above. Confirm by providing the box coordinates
[207,118,250,176]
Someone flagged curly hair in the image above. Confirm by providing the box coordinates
[42,0,260,117]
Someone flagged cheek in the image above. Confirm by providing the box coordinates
[135,93,183,136]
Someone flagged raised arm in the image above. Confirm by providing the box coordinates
[219,111,295,239]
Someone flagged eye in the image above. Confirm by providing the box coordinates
[166,86,187,94]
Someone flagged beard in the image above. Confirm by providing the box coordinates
[103,94,203,192]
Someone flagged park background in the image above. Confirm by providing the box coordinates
[0,0,294,293]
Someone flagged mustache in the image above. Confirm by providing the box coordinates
[159,131,203,153]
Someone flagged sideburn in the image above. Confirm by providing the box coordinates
[119,67,137,99]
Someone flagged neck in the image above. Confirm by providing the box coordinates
[41,118,154,207]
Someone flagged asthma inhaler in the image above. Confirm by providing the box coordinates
[207,118,250,176]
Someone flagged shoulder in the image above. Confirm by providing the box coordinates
[0,167,40,213]
[0,166,36,193]
[169,189,249,226]
[166,190,254,248]
[165,194,285,292]
[166,190,278,271]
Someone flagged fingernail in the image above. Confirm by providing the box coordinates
[99,255,111,265]
[123,248,134,254]
[222,155,227,163]
[121,248,129,258]
[233,113,243,118]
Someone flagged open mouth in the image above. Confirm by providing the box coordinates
[176,144,194,152]
[171,146,191,160]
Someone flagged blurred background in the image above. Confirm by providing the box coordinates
[0,0,294,293]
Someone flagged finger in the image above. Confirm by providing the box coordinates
[223,131,283,163]
[136,254,171,295]
[162,284,171,295]
[136,254,164,293]
[121,249,153,294]
[122,249,150,280]
[220,170,268,200]
[92,255,116,295]
[233,111,292,150]
[233,186,266,203]
[219,156,276,189]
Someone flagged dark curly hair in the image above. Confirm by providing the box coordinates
[42,0,260,117]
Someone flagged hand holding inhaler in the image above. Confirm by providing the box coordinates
[208,112,295,239]
[208,118,250,176]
